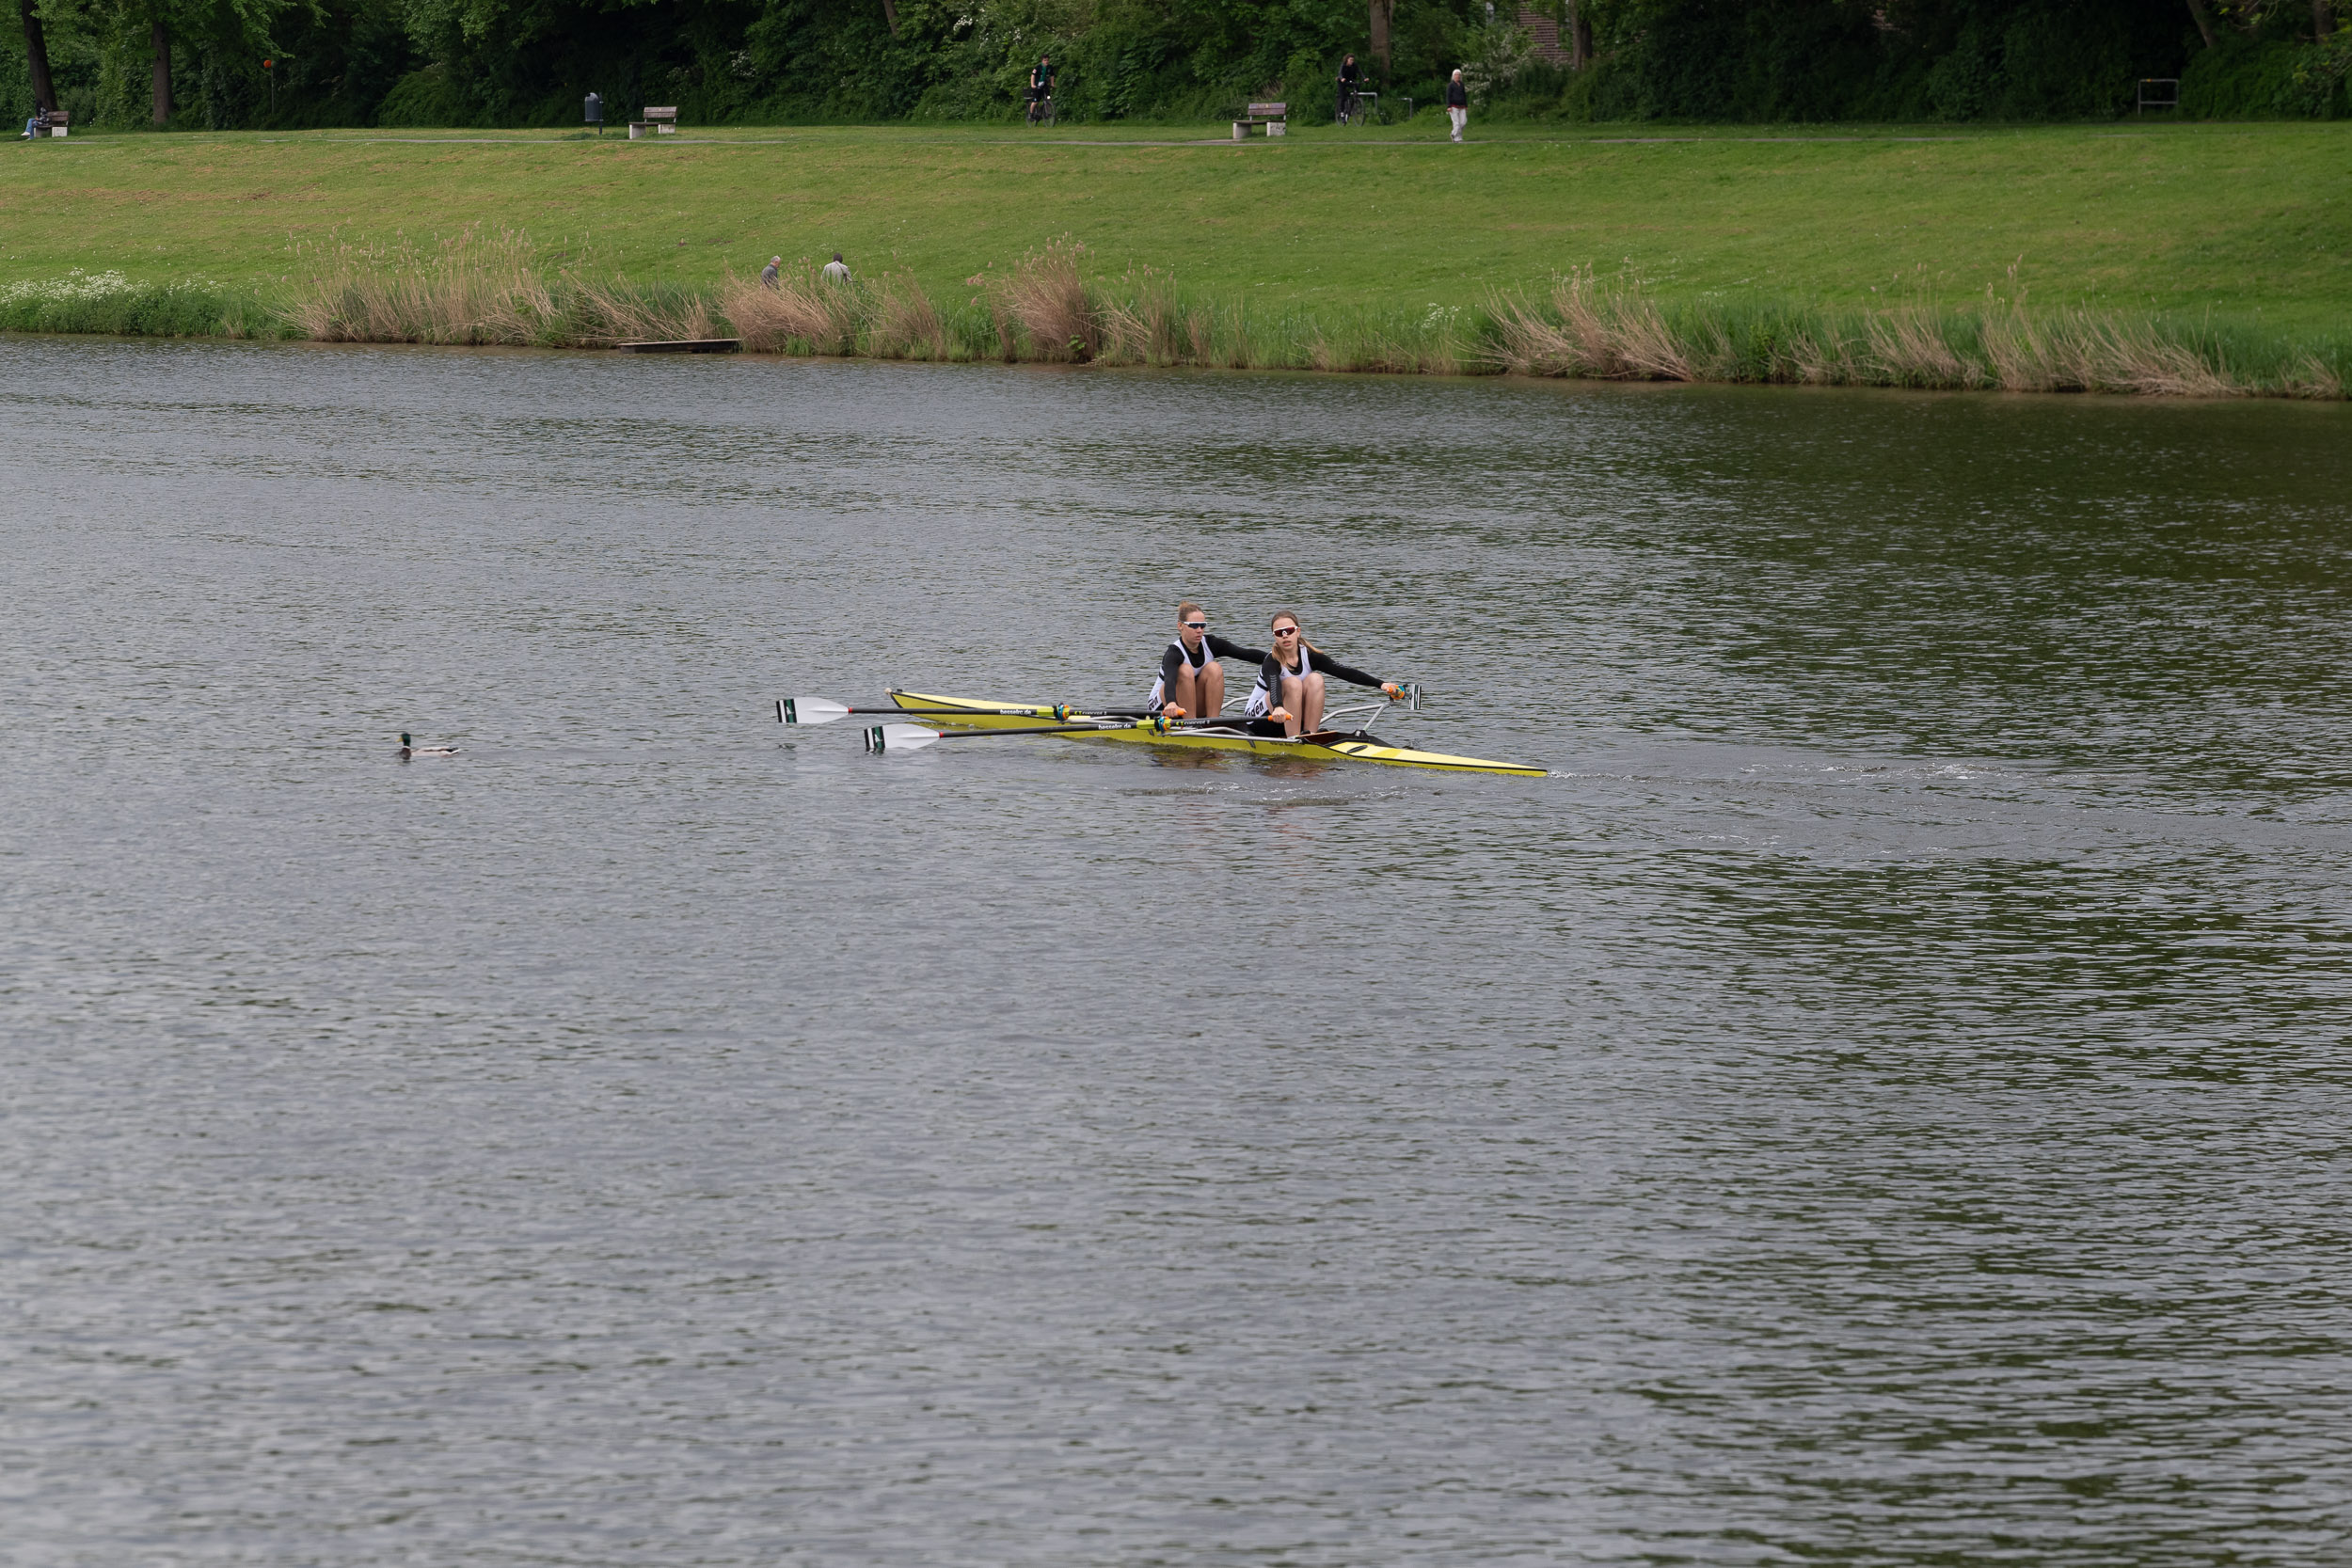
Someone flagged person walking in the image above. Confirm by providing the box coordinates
[760,255,782,290]
[820,252,851,284]
[1446,69,1469,142]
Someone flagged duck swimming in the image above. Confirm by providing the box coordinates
[398,733,459,759]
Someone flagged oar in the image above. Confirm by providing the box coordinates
[780,696,1083,725]
[864,721,1128,753]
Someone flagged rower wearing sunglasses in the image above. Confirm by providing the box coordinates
[1148,601,1268,720]
[1248,610,1407,736]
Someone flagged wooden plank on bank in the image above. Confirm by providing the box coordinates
[615,339,742,354]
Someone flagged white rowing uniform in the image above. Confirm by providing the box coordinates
[1146,635,1214,709]
[1246,645,1314,717]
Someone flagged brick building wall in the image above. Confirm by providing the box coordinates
[1517,4,1572,65]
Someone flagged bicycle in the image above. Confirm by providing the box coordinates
[1027,93,1056,126]
[1335,81,1359,126]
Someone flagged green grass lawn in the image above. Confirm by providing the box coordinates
[4,120,2348,335]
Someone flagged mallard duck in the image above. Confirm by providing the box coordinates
[398,732,459,758]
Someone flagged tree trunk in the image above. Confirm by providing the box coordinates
[1568,0,1592,68]
[879,0,897,34]
[1369,0,1391,74]
[2185,0,2217,49]
[151,15,170,126]
[19,0,56,110]
[2316,0,2338,40]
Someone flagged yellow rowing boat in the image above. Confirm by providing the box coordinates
[887,690,1548,778]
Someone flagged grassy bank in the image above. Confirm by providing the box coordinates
[3,121,2344,394]
[5,122,2350,324]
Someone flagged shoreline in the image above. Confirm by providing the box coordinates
[5,249,2343,402]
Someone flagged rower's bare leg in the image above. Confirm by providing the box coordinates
[1301,672,1327,734]
[1168,665,1199,717]
[1199,662,1225,718]
[1278,673,1305,736]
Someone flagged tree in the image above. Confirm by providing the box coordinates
[2185,0,2217,49]
[19,0,57,109]
[151,8,171,122]
[1369,0,1391,72]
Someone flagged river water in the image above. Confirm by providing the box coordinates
[3,339,2347,1566]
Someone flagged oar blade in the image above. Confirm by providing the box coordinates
[865,723,944,753]
[780,697,853,726]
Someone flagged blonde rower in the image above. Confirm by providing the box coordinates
[1147,601,1268,720]
[1248,610,1406,736]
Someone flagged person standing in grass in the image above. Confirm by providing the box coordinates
[761,255,782,290]
[820,252,851,285]
[1446,69,1469,142]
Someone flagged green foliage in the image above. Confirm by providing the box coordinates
[2182,31,2352,119]
[16,0,2342,130]
[0,270,251,333]
[377,60,473,123]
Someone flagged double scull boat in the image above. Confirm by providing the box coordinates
[880,689,1547,777]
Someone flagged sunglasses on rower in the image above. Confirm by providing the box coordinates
[1183,620,1207,628]
[1273,626,1298,637]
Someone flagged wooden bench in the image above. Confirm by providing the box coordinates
[1232,101,1286,139]
[628,105,677,139]
[46,109,70,137]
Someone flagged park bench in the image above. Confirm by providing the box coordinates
[1232,102,1286,139]
[629,105,677,139]
[45,109,70,137]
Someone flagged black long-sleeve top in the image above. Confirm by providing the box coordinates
[1159,632,1267,693]
[1258,644,1386,698]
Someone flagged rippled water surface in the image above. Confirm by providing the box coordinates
[4,340,2349,1566]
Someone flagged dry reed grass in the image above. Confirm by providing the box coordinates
[866,274,948,359]
[1786,325,1859,385]
[268,228,2328,400]
[1099,271,1187,365]
[2285,356,2344,399]
[1864,309,1972,388]
[719,264,858,355]
[289,227,712,347]
[1489,268,2273,399]
[1491,271,1693,380]
[1978,303,2239,397]
[987,242,1100,362]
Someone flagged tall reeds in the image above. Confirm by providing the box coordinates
[287,227,712,347]
[719,262,859,355]
[15,229,2337,400]
[1487,268,2342,399]
[985,241,1100,362]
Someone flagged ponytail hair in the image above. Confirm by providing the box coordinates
[1177,600,1203,623]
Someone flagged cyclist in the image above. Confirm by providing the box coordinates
[1026,55,1055,124]
[1335,55,1361,124]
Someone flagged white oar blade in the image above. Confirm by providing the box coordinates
[865,723,943,754]
[780,697,853,726]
